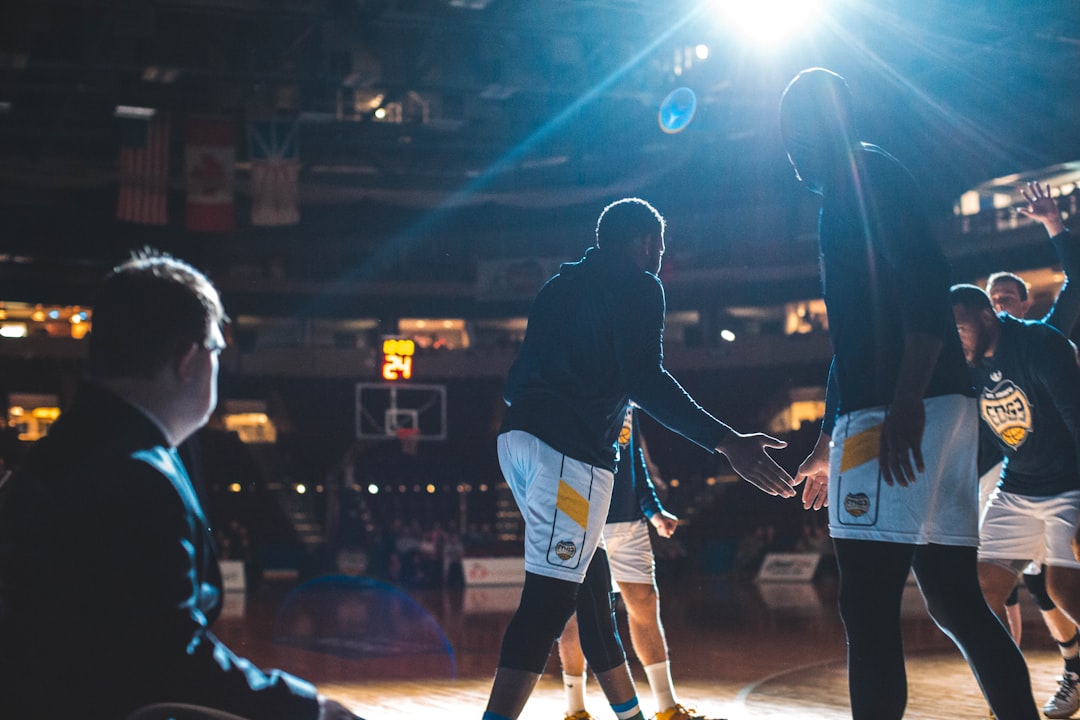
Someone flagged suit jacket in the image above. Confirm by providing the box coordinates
[0,383,320,720]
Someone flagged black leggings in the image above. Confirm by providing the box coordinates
[497,548,626,674]
[834,539,1037,720]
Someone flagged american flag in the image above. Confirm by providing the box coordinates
[249,119,300,227]
[116,113,170,225]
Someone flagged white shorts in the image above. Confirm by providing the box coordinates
[979,460,1004,521]
[978,489,1080,570]
[497,430,614,583]
[603,519,655,586]
[828,393,980,546]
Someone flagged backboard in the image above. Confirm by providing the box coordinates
[355,382,446,441]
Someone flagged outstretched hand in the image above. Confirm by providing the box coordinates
[794,432,830,510]
[717,432,795,498]
[1018,181,1066,237]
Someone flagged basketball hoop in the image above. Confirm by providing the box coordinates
[396,426,420,455]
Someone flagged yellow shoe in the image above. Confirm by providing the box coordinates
[653,704,724,720]
[564,711,595,720]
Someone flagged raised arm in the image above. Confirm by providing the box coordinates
[1019,182,1080,334]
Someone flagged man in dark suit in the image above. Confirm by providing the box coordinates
[0,250,362,720]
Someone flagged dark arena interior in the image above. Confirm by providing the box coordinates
[1,1,1079,718]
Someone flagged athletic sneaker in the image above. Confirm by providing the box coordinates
[653,704,725,720]
[1044,672,1080,719]
[564,711,595,720]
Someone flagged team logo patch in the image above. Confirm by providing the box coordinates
[979,378,1033,449]
[554,540,577,560]
[618,406,633,447]
[844,493,871,518]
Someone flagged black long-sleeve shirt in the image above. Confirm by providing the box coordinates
[974,316,1080,496]
[977,229,1080,478]
[501,245,731,470]
[820,144,973,434]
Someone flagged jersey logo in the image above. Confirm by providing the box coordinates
[617,406,633,448]
[980,377,1033,449]
[554,540,577,560]
[844,493,870,517]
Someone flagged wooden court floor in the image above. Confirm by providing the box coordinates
[213,573,1070,720]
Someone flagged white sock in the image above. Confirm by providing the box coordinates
[611,696,643,720]
[644,660,677,712]
[563,671,587,714]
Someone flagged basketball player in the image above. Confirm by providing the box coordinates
[782,67,1038,720]
[557,407,718,720]
[481,197,795,720]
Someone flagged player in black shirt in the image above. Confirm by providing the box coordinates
[980,182,1080,718]
[782,67,1037,720]
[953,281,1080,719]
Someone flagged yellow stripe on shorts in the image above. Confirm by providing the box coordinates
[840,424,882,473]
[556,479,590,530]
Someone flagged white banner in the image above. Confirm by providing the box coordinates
[754,552,821,583]
[220,559,247,593]
[463,556,525,586]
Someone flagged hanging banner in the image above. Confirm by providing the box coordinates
[185,115,236,232]
[116,112,170,225]
[249,118,301,226]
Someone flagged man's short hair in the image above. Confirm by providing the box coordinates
[985,272,1029,302]
[595,197,665,250]
[86,248,225,379]
[950,283,995,312]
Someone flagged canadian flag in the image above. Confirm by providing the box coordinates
[185,116,236,232]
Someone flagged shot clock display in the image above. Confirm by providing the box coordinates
[381,337,415,381]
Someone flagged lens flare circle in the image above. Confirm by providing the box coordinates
[658,87,697,134]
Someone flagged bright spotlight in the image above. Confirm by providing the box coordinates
[695,44,710,61]
[367,483,380,495]
[714,0,823,46]
[720,329,736,342]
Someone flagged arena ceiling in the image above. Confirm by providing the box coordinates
[0,0,1078,276]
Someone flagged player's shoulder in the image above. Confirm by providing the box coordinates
[861,143,918,191]
[1012,315,1072,351]
[621,269,664,306]
[1018,315,1065,337]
